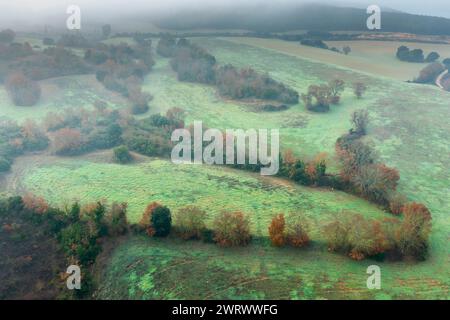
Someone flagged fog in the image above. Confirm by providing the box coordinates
[0,0,449,31]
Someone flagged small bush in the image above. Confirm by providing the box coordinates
[151,206,172,237]
[285,212,310,248]
[113,145,132,164]
[268,214,285,247]
[214,211,251,247]
[175,205,207,240]
[388,193,407,215]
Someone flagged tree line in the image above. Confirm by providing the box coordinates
[158,35,299,105]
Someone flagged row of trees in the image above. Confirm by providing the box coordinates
[335,110,401,207]
[161,37,299,105]
[300,39,351,55]
[396,46,440,63]
[116,197,431,261]
[325,204,431,261]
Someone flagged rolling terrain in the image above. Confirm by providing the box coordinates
[0,36,449,299]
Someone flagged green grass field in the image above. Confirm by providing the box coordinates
[0,36,448,299]
[2,152,448,300]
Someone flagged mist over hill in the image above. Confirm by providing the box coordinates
[153,3,450,35]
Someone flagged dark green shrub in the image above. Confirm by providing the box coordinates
[151,206,172,237]
[113,145,132,164]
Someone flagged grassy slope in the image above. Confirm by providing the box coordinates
[0,37,448,299]
[2,152,447,299]
[228,37,450,81]
[0,74,128,122]
[142,38,449,298]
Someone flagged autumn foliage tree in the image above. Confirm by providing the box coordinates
[328,79,345,104]
[324,213,388,261]
[52,128,84,155]
[214,211,251,247]
[5,72,41,106]
[139,202,167,237]
[285,212,310,248]
[396,202,432,260]
[22,193,49,214]
[268,214,286,247]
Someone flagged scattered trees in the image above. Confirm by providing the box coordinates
[302,84,332,112]
[301,80,344,112]
[214,211,251,247]
[5,72,41,106]
[169,38,298,104]
[215,64,299,104]
[170,39,217,84]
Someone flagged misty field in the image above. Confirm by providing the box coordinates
[0,36,449,299]
[227,37,450,81]
[0,74,128,122]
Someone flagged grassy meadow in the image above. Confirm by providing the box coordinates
[0,36,448,299]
